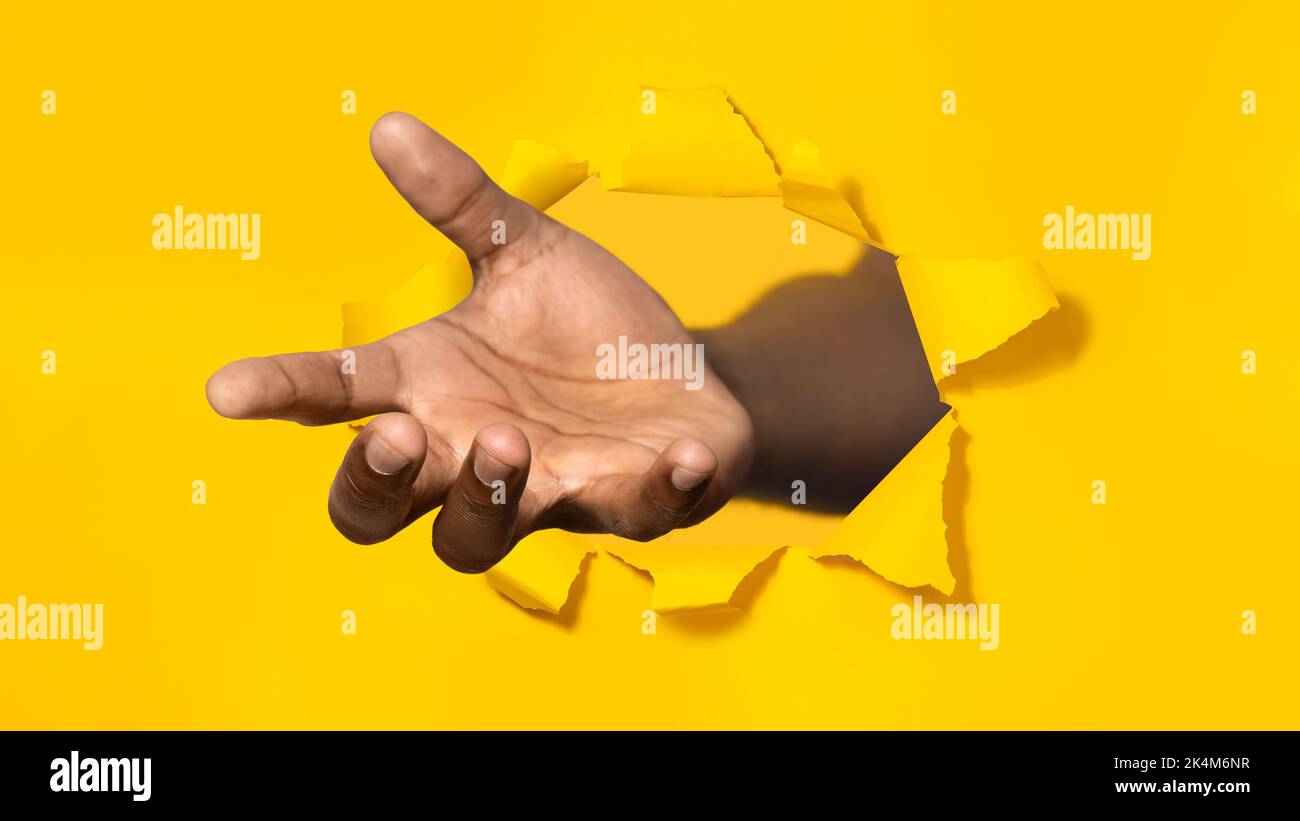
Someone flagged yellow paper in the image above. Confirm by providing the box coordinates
[341,253,472,348]
[810,410,959,594]
[600,87,781,196]
[604,544,782,614]
[340,92,1061,618]
[485,533,594,614]
[779,139,882,248]
[342,138,592,349]
[499,139,590,211]
[897,257,1060,383]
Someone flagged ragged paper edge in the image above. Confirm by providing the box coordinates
[809,410,959,594]
[484,532,595,615]
[342,89,1060,615]
[596,88,885,249]
[777,139,888,250]
[897,256,1061,384]
[500,140,591,212]
[571,255,1057,605]
[803,258,1058,596]
[598,87,782,197]
[603,544,784,615]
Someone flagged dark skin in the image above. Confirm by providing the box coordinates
[206,112,945,573]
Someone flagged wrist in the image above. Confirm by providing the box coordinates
[694,324,782,501]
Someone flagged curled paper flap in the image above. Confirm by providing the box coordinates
[345,93,1060,617]
[342,254,471,349]
[604,544,782,615]
[484,533,594,614]
[600,87,781,197]
[809,410,959,594]
[500,139,590,212]
[779,139,883,248]
[897,256,1060,384]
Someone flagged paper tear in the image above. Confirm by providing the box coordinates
[500,139,590,211]
[897,257,1060,384]
[604,544,782,614]
[810,410,959,594]
[600,87,781,197]
[342,253,470,348]
[778,139,883,248]
[342,90,1062,617]
[485,532,594,614]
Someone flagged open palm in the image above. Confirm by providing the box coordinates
[207,113,754,572]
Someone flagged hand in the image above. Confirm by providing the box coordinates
[206,112,755,573]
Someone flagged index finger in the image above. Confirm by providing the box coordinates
[206,338,405,425]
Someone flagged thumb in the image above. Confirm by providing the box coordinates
[369,111,544,268]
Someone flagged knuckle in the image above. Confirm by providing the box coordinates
[649,494,689,525]
[328,504,384,546]
[430,533,483,573]
[328,478,406,545]
[456,489,508,531]
[430,524,506,575]
[611,512,662,543]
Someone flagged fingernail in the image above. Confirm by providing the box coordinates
[473,446,514,486]
[365,432,411,475]
[670,466,709,491]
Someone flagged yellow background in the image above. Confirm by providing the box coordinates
[2,1,1296,728]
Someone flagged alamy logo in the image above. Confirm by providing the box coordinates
[152,206,261,260]
[1043,205,1151,260]
[0,596,103,650]
[890,595,1000,651]
[50,751,151,802]
[596,336,705,391]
